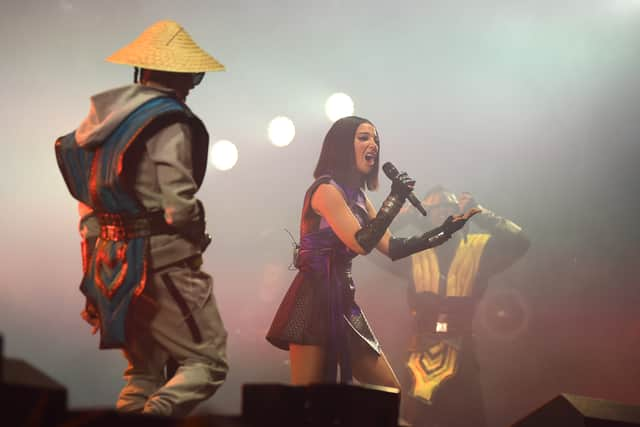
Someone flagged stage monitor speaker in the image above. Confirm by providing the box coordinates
[1,357,67,427]
[0,334,4,378]
[513,393,640,427]
[60,410,243,427]
[242,383,400,427]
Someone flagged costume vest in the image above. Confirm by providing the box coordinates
[406,233,490,402]
[55,96,208,349]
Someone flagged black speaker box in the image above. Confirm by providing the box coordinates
[513,393,640,426]
[0,357,68,427]
[0,334,4,378]
[60,410,245,427]
[242,383,400,427]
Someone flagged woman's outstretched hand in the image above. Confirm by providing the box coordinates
[442,208,482,236]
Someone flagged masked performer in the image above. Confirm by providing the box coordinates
[389,187,530,427]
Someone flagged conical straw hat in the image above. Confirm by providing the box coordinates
[106,20,225,73]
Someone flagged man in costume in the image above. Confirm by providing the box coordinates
[55,20,228,416]
[381,187,529,426]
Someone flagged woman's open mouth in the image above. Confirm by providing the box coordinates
[364,152,377,166]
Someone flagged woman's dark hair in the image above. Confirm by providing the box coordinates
[313,116,379,191]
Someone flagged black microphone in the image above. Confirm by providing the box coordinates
[382,162,428,216]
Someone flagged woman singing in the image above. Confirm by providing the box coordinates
[266,116,478,388]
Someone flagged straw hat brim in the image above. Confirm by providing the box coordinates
[106,20,225,73]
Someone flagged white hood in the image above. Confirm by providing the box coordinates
[74,84,176,148]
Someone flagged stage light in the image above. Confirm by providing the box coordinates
[268,116,295,147]
[209,140,238,171]
[325,92,354,122]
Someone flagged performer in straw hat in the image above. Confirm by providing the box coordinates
[55,20,228,416]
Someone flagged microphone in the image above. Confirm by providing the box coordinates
[382,162,428,216]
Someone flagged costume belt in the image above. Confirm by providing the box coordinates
[97,211,176,241]
[413,313,473,339]
[411,295,475,340]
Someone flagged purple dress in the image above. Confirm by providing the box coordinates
[266,176,381,382]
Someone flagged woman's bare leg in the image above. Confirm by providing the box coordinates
[350,339,409,425]
[350,339,400,389]
[289,340,400,388]
[289,344,326,385]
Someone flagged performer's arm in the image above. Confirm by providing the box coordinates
[361,195,480,261]
[360,197,480,262]
[146,123,199,227]
[77,202,100,334]
[311,173,414,255]
[146,123,209,249]
[459,193,530,275]
[359,200,411,279]
[77,202,99,273]
[311,184,378,254]
[475,207,530,276]
[386,209,480,261]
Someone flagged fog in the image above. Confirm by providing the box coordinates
[1,1,639,425]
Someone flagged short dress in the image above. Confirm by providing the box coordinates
[266,176,381,382]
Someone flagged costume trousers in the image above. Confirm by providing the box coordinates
[116,263,228,416]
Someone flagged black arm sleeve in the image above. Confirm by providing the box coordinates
[474,209,530,276]
[388,214,471,261]
[388,228,449,261]
[355,193,405,253]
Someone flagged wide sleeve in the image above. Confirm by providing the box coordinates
[475,209,530,277]
[145,122,201,228]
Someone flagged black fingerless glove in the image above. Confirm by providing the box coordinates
[387,215,471,261]
[388,228,450,261]
[441,214,467,236]
[355,172,414,253]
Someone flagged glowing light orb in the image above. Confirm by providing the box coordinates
[209,140,238,171]
[268,116,296,147]
[325,93,354,122]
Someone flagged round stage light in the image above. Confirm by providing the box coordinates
[268,116,296,147]
[209,140,238,171]
[325,93,354,122]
